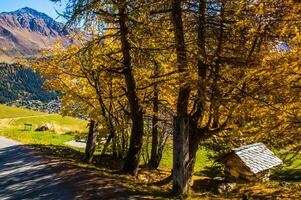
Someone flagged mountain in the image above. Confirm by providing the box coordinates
[0,63,57,104]
[0,7,72,63]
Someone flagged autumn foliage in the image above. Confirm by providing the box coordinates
[33,0,301,194]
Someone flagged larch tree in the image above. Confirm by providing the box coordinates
[49,0,148,174]
[33,39,131,162]
[167,0,301,194]
[50,0,175,174]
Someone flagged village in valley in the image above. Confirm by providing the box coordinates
[0,0,300,199]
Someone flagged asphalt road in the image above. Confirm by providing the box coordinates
[0,136,76,200]
[0,136,148,200]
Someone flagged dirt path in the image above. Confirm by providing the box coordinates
[0,136,152,200]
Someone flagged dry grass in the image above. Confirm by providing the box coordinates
[189,177,301,199]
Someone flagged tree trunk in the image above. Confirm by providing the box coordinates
[83,120,97,163]
[123,111,144,175]
[100,128,114,157]
[212,1,224,129]
[119,3,144,175]
[187,122,202,181]
[171,0,191,195]
[186,0,208,187]
[173,116,190,194]
[112,130,118,158]
[148,63,160,169]
[148,111,159,168]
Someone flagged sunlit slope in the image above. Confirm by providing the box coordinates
[10,115,87,133]
[0,104,87,133]
[0,104,44,118]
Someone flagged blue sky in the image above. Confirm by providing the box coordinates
[0,0,67,21]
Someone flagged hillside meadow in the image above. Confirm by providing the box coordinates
[0,104,86,139]
[0,104,44,118]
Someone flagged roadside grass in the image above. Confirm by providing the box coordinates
[7,136,300,199]
[1,124,299,178]
[0,104,215,173]
[0,104,229,174]
[0,128,74,145]
[0,104,44,118]
[0,126,214,173]
[25,144,174,199]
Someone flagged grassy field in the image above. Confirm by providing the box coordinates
[0,104,87,133]
[0,104,87,146]
[0,129,74,145]
[159,142,214,172]
[8,114,87,133]
[0,104,44,118]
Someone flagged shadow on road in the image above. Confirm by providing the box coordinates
[26,144,125,171]
[0,145,75,200]
[0,144,163,200]
[0,142,172,200]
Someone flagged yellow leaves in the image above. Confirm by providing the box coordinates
[248,27,257,35]
[69,44,80,52]
[26,0,301,154]
[290,26,301,45]
[1,47,7,52]
[53,40,63,51]
[257,3,265,16]
[235,19,250,28]
[279,25,288,38]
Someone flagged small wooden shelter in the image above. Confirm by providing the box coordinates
[217,143,282,181]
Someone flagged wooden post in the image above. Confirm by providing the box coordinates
[173,116,189,194]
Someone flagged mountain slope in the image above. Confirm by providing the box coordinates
[0,63,57,104]
[0,7,72,63]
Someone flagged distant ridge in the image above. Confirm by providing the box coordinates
[0,7,73,63]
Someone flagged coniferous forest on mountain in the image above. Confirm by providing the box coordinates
[0,63,57,103]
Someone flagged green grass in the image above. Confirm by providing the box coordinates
[0,104,44,118]
[0,105,299,199]
[0,104,87,146]
[0,128,74,145]
[271,152,301,182]
[159,142,214,172]
[0,104,88,134]
[9,114,87,133]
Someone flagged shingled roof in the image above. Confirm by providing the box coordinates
[232,143,283,174]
